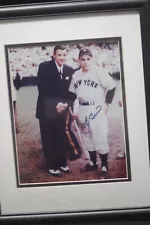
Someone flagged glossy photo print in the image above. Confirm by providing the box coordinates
[5,38,130,187]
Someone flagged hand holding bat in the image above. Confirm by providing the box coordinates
[72,113,78,120]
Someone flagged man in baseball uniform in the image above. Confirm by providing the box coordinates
[69,48,116,178]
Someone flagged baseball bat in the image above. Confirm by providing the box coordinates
[65,110,79,156]
[69,107,90,160]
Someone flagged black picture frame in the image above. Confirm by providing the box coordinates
[0,0,150,224]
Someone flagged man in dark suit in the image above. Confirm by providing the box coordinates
[36,45,77,177]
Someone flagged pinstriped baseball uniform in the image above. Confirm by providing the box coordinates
[69,66,115,154]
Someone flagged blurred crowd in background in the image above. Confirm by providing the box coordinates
[8,42,121,87]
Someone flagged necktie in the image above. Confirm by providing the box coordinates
[60,69,63,79]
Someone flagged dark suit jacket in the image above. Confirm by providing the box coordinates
[36,59,75,119]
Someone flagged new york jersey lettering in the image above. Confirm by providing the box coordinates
[74,80,82,88]
[84,80,98,88]
[74,79,98,89]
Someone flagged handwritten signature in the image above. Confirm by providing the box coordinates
[81,105,102,134]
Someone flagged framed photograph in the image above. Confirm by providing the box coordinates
[5,37,130,187]
[0,0,150,223]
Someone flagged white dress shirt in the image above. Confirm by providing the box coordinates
[55,61,64,78]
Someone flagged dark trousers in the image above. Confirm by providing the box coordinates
[39,117,68,170]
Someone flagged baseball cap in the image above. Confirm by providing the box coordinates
[79,48,93,58]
